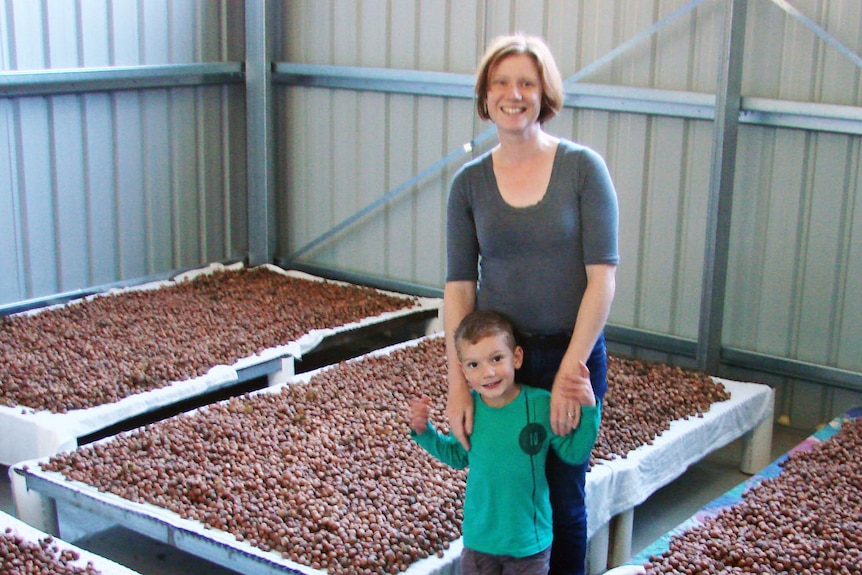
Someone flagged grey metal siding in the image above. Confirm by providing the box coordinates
[0,0,246,304]
[275,0,862,425]
[1,0,860,426]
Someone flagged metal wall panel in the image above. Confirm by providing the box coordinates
[0,0,246,305]
[733,127,862,347]
[275,0,486,285]
[275,0,862,424]
[276,0,726,336]
[2,0,861,424]
[745,0,862,106]
[726,123,862,426]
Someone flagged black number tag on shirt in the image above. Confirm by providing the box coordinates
[519,422,547,455]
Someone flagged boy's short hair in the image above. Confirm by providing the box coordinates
[454,310,517,359]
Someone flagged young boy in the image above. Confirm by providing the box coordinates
[408,310,601,575]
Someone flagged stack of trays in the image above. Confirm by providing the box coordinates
[1,510,143,575]
[0,263,440,466]
[624,406,862,574]
[12,336,774,575]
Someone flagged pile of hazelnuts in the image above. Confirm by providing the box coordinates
[42,338,734,575]
[0,267,417,413]
[594,356,730,467]
[0,529,101,575]
[644,417,862,573]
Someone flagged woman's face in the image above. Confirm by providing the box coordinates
[486,53,543,133]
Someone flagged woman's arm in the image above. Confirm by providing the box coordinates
[443,280,477,450]
[550,263,616,436]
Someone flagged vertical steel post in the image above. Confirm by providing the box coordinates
[245,0,275,266]
[698,0,748,374]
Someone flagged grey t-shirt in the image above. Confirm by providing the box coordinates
[446,139,619,334]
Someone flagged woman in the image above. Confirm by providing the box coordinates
[444,34,619,575]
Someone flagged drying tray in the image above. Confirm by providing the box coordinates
[0,509,144,575]
[11,336,771,575]
[585,376,773,573]
[624,406,862,570]
[0,263,440,466]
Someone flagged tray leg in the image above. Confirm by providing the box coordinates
[740,390,774,474]
[609,509,634,567]
[267,356,296,386]
[587,521,609,574]
[9,466,59,535]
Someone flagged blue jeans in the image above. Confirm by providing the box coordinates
[516,332,607,575]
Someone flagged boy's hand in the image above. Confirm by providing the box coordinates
[408,396,433,435]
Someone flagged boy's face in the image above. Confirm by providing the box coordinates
[458,333,523,407]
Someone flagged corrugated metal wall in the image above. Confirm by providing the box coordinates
[728,0,862,426]
[0,0,247,305]
[2,0,860,427]
[275,0,482,288]
[276,0,730,331]
[275,0,862,428]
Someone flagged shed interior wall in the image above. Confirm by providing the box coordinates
[1,0,861,429]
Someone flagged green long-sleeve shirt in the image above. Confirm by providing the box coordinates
[410,385,600,557]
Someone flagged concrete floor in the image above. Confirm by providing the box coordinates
[1,423,808,575]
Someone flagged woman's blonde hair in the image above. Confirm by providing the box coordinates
[475,34,564,124]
